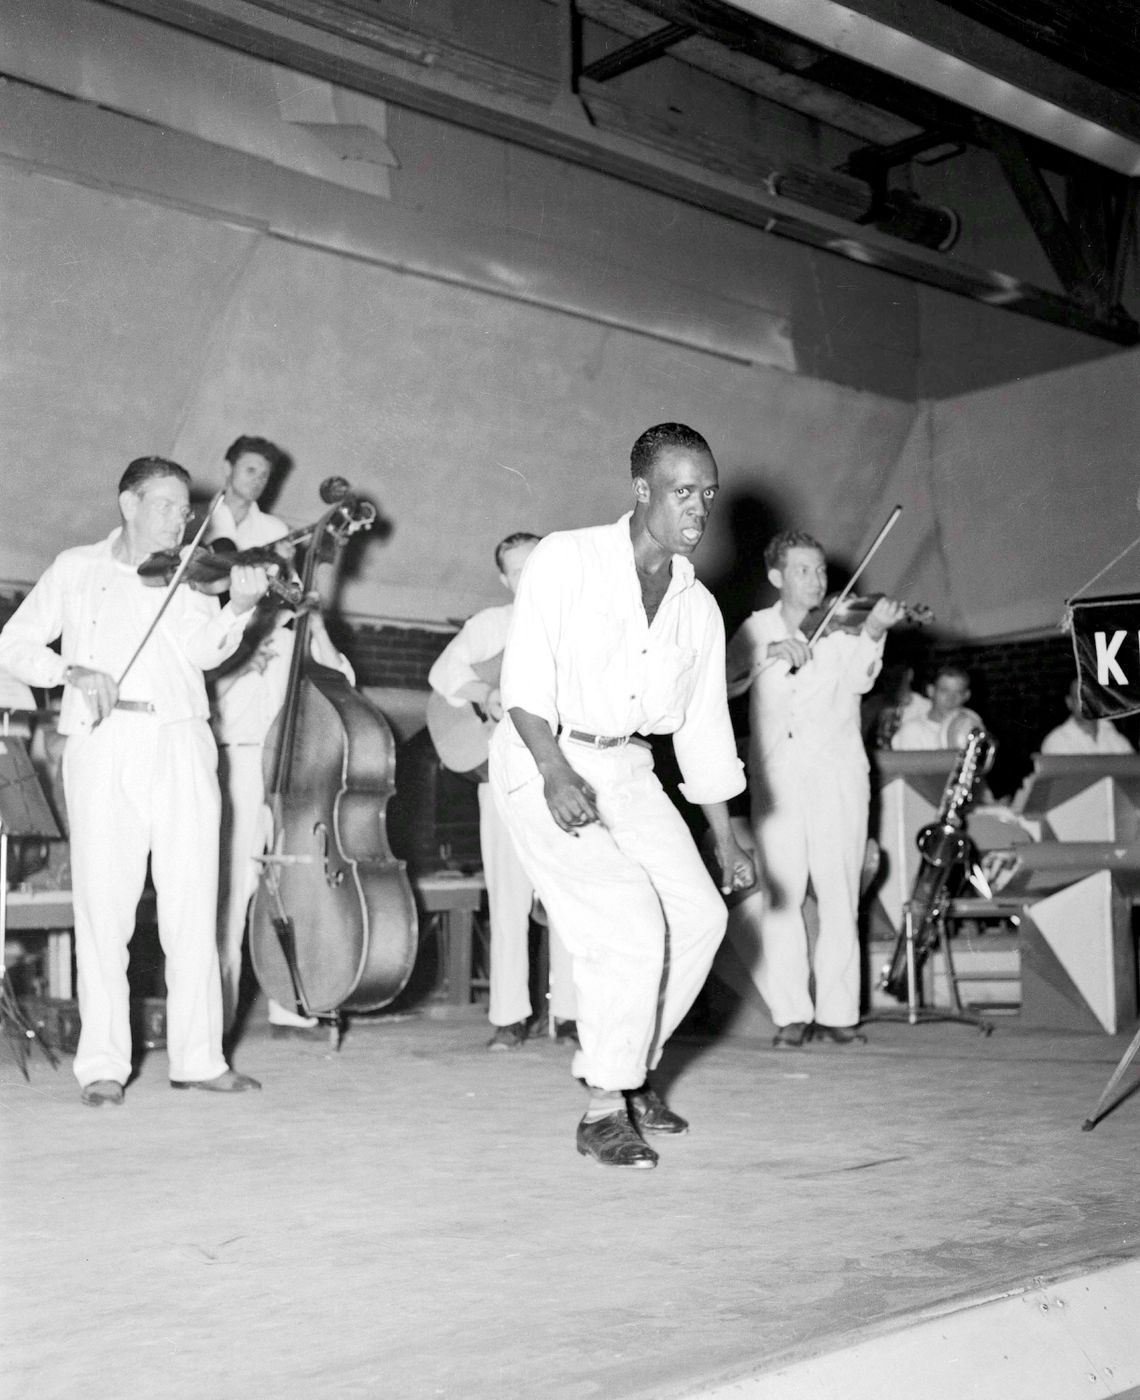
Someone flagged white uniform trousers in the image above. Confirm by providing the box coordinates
[491,740,726,1090]
[216,744,270,1031]
[477,782,575,1026]
[750,756,866,1028]
[64,715,227,1087]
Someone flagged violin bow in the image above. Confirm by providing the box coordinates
[803,504,903,650]
[112,489,226,695]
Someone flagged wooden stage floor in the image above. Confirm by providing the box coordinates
[3,1006,1139,1399]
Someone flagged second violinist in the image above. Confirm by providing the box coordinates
[726,530,905,1049]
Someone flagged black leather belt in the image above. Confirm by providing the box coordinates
[562,728,632,749]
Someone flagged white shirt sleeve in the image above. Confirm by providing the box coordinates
[428,608,509,707]
[499,539,564,732]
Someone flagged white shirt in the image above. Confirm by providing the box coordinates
[1041,716,1134,756]
[212,619,357,747]
[428,604,512,709]
[892,706,983,751]
[497,513,744,806]
[206,499,289,551]
[0,531,248,734]
[728,603,883,775]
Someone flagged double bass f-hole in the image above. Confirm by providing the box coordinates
[314,822,345,888]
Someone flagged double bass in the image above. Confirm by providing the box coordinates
[249,478,418,1041]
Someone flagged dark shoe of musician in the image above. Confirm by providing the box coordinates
[170,1069,262,1092]
[80,1079,124,1108]
[576,1110,659,1169]
[487,1020,528,1051]
[554,1019,580,1046]
[810,1023,867,1046]
[626,1084,688,1134]
[772,1021,808,1049]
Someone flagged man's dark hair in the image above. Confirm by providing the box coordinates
[494,532,542,573]
[763,529,824,574]
[629,423,711,480]
[118,457,191,495]
[224,435,288,475]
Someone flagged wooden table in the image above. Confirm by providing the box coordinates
[5,890,75,999]
[411,871,486,1006]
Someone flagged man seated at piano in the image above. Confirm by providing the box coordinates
[1040,677,1134,756]
[891,663,986,752]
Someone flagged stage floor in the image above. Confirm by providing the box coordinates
[3,1006,1139,1399]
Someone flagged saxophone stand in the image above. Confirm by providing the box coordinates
[0,728,62,1078]
[866,897,993,1034]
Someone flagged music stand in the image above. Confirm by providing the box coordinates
[0,729,63,1078]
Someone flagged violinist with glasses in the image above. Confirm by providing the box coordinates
[726,530,905,1049]
[0,457,270,1106]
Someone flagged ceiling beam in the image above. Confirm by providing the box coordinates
[98,0,1138,344]
[716,0,1140,174]
[978,117,1104,310]
[581,21,693,82]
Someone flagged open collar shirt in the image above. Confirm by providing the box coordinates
[1041,716,1134,756]
[0,530,250,734]
[498,513,744,807]
[206,499,289,551]
[729,602,882,776]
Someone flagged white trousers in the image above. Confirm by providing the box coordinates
[63,715,227,1086]
[750,757,867,1028]
[216,744,310,1029]
[491,741,726,1090]
[477,783,575,1026]
[216,744,269,1030]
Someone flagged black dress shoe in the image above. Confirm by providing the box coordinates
[171,1070,262,1092]
[772,1022,808,1049]
[626,1085,688,1134]
[576,1110,659,1168]
[80,1079,124,1108]
[811,1024,867,1045]
[487,1020,528,1051]
[554,1019,580,1046]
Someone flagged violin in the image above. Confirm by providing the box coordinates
[803,593,933,640]
[137,538,304,607]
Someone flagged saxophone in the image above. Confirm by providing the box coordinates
[879,727,996,1002]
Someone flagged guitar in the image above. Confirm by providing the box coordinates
[425,653,502,781]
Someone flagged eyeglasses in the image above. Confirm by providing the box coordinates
[141,495,193,523]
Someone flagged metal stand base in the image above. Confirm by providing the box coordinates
[866,903,993,1035]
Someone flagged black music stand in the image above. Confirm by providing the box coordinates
[0,731,63,1078]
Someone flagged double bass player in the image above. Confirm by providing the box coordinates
[0,457,270,1106]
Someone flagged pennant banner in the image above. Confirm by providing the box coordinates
[1069,594,1140,720]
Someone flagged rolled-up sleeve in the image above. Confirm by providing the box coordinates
[0,564,68,689]
[499,537,564,732]
[674,603,746,805]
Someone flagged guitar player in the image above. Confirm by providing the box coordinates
[427,533,578,1050]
